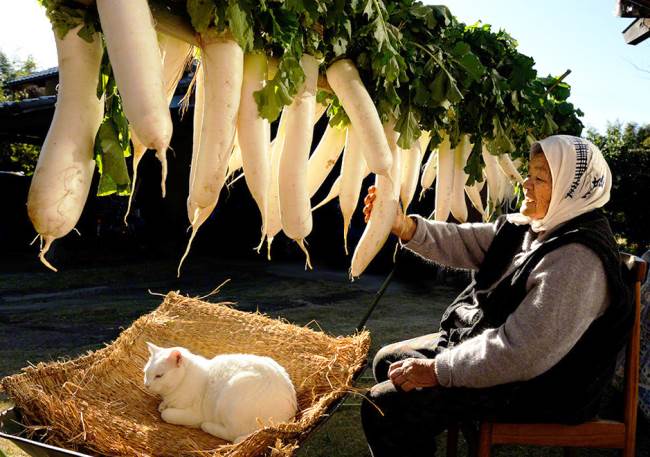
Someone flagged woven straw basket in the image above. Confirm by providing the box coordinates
[1,292,370,456]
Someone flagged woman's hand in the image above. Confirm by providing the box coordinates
[388,358,439,392]
[362,186,417,242]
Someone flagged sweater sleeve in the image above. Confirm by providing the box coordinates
[434,243,610,388]
[403,215,497,270]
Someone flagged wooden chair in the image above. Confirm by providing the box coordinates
[446,254,647,457]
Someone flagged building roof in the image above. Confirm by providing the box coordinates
[4,67,58,88]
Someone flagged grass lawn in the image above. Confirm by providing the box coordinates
[0,255,646,456]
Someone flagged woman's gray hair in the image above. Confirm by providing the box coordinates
[530,142,544,157]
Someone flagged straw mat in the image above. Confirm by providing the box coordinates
[1,291,370,456]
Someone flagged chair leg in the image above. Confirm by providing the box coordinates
[446,424,459,457]
[460,422,479,457]
[563,447,578,457]
[477,422,492,457]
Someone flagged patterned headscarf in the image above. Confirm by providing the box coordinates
[508,135,612,233]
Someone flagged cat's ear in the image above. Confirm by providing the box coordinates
[146,342,160,355]
[168,349,183,367]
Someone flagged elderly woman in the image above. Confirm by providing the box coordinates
[360,135,634,457]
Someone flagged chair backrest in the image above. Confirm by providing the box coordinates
[620,253,647,436]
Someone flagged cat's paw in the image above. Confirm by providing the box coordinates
[158,401,168,412]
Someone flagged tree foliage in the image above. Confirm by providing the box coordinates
[0,51,37,102]
[587,122,650,255]
[0,50,40,174]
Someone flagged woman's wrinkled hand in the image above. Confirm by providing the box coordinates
[388,358,439,392]
[362,186,417,242]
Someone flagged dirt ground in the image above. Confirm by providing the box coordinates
[1,253,648,456]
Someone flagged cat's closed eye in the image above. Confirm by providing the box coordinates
[155,374,164,379]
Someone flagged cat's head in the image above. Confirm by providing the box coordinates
[143,342,188,395]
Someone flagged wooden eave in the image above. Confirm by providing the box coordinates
[623,17,650,45]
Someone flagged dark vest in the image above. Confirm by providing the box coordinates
[438,210,634,423]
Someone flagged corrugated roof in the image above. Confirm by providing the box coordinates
[4,67,58,88]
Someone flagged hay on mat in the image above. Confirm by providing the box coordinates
[1,291,370,456]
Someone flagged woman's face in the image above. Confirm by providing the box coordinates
[521,152,552,220]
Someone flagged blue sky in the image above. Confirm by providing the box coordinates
[0,1,648,132]
[432,0,650,132]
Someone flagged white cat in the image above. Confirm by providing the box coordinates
[143,342,298,443]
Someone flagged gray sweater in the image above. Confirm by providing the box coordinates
[404,215,610,389]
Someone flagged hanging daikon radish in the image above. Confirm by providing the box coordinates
[27,26,103,271]
[314,101,327,124]
[419,147,438,200]
[418,130,432,154]
[482,143,504,210]
[475,177,485,192]
[502,173,516,204]
[124,132,147,225]
[312,162,371,212]
[497,153,524,185]
[178,39,244,276]
[465,181,486,220]
[188,63,204,207]
[237,53,270,237]
[279,54,319,269]
[97,0,172,187]
[339,125,367,255]
[125,33,192,222]
[350,119,401,279]
[433,133,453,221]
[264,110,287,258]
[399,139,423,213]
[326,59,392,178]
[266,100,323,171]
[226,139,243,179]
[450,134,472,223]
[306,124,347,198]
[311,175,341,212]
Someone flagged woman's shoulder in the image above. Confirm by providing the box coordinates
[534,242,608,281]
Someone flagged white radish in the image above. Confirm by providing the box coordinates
[124,132,147,225]
[27,26,103,272]
[465,182,486,220]
[497,153,524,185]
[311,175,341,212]
[399,140,423,213]
[188,63,204,204]
[278,54,319,269]
[418,130,432,154]
[312,162,371,212]
[450,134,472,223]
[433,133,453,222]
[97,0,172,184]
[306,124,347,198]
[125,33,192,222]
[482,143,504,210]
[350,120,401,279]
[178,39,244,276]
[264,109,287,258]
[326,59,392,178]
[226,139,243,179]
[419,147,438,200]
[339,125,367,255]
[237,53,270,237]
[314,101,327,124]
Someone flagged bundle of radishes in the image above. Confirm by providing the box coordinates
[30,0,582,276]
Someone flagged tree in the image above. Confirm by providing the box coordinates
[587,122,650,255]
[0,49,40,173]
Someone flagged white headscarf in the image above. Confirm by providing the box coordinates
[507,135,612,234]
